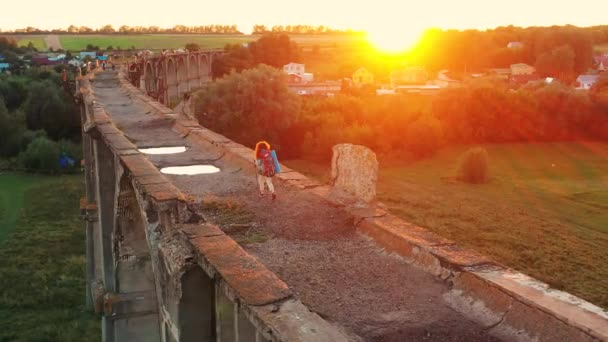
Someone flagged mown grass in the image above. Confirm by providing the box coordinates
[0,174,100,341]
[285,142,608,308]
[15,37,46,50]
[0,173,56,244]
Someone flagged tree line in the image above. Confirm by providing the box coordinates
[211,33,300,78]
[194,64,608,162]
[0,24,364,35]
[411,25,608,79]
[251,25,364,35]
[1,25,242,35]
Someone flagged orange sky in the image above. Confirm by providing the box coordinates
[2,0,607,35]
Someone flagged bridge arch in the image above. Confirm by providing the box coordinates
[166,58,178,106]
[144,62,156,96]
[199,55,210,82]
[177,58,189,98]
[188,55,198,79]
[178,265,215,341]
[188,55,200,90]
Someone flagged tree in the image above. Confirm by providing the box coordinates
[590,73,608,110]
[248,33,299,68]
[79,26,93,33]
[18,135,61,171]
[23,80,80,141]
[99,24,115,33]
[405,114,443,157]
[535,45,576,81]
[185,43,200,52]
[195,64,300,147]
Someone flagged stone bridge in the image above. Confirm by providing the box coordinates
[126,49,223,107]
[78,67,608,342]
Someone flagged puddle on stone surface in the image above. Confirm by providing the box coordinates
[160,165,220,175]
[138,146,187,155]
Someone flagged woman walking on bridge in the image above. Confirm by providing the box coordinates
[254,141,277,200]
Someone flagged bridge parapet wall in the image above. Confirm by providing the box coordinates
[78,72,352,342]
[113,69,608,342]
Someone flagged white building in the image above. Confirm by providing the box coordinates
[507,41,524,49]
[302,72,314,83]
[576,74,599,90]
[283,63,305,76]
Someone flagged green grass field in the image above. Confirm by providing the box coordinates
[16,37,47,51]
[0,173,56,243]
[7,33,364,53]
[56,34,364,51]
[59,34,253,51]
[0,173,100,341]
[285,142,608,308]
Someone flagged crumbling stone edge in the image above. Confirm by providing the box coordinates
[115,70,608,342]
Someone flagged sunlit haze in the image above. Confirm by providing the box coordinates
[3,0,607,39]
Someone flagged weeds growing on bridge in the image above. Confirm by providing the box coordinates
[0,175,100,342]
[200,199,270,245]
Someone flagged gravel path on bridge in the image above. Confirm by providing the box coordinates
[92,71,501,342]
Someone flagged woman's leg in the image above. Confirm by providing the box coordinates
[257,174,265,194]
[265,177,275,194]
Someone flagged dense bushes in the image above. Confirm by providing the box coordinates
[196,64,300,148]
[458,148,490,184]
[18,136,81,173]
[0,69,81,173]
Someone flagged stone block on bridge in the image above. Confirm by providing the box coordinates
[329,143,378,207]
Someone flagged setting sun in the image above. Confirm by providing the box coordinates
[366,27,423,53]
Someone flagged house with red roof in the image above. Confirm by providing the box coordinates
[595,54,608,72]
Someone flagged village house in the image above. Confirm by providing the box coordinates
[352,67,374,86]
[434,69,462,88]
[510,63,535,75]
[287,73,303,84]
[594,55,608,72]
[507,41,524,49]
[576,74,599,90]
[0,63,10,73]
[390,66,428,88]
[80,51,97,59]
[283,62,313,83]
[283,62,305,75]
[510,73,541,85]
[488,68,512,80]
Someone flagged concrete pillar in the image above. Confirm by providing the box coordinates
[81,102,95,309]
[215,288,236,342]
[94,140,117,292]
[94,140,118,341]
[237,310,257,342]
